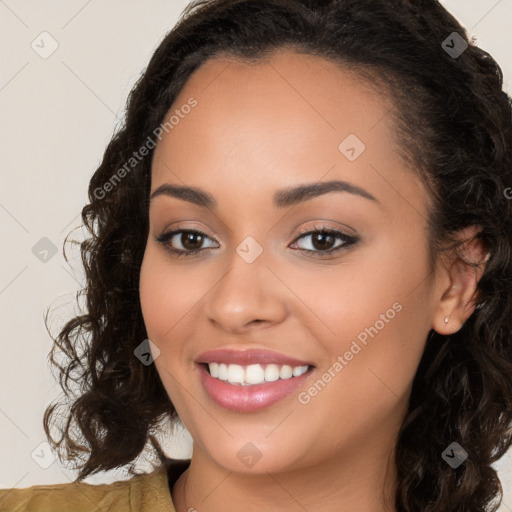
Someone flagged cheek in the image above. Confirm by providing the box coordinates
[140,247,194,335]
[139,249,200,392]
[139,245,218,365]
[139,251,171,338]
[294,232,431,380]
[292,239,413,331]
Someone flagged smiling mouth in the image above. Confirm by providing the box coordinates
[201,362,314,386]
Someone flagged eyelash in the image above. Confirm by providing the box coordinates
[156,225,358,258]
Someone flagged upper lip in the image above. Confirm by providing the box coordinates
[196,348,313,367]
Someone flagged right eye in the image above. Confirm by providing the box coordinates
[156,229,219,257]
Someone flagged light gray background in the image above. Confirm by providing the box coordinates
[0,0,511,508]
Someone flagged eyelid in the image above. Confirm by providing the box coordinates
[293,221,355,238]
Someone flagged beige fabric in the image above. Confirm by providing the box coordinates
[0,464,175,511]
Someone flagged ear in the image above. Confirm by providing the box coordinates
[432,225,490,335]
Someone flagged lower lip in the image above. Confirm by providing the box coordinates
[198,364,314,412]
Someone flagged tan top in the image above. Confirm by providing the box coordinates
[0,462,185,512]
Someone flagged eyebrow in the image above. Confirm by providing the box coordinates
[149,180,380,208]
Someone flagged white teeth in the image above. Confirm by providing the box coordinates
[245,364,265,384]
[218,363,228,381]
[206,362,310,385]
[209,362,219,378]
[227,364,245,384]
[293,366,308,377]
[265,364,280,382]
[280,365,293,379]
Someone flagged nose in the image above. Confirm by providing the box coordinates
[203,247,288,333]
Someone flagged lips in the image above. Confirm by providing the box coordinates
[198,363,314,411]
[195,348,316,412]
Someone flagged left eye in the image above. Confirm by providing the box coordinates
[156,227,358,257]
[290,228,358,254]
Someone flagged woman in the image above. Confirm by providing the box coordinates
[1,0,511,511]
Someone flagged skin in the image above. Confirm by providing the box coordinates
[139,49,487,512]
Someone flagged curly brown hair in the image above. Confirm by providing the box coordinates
[43,0,512,510]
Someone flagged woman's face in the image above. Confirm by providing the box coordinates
[139,50,445,476]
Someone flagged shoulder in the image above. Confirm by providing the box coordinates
[0,463,177,512]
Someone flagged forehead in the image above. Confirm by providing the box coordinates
[150,49,425,217]
[156,50,396,154]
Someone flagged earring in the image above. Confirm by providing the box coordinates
[444,315,450,324]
